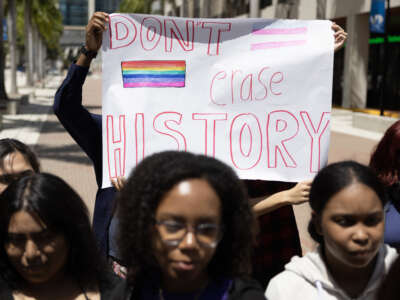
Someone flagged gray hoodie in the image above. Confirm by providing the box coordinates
[265,245,397,300]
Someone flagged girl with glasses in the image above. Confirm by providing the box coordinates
[111,151,266,300]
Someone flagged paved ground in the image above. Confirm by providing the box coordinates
[2,69,387,254]
[2,70,101,220]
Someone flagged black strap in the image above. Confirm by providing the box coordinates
[77,281,90,300]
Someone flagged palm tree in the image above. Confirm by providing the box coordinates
[7,0,17,95]
[0,0,8,105]
[24,0,33,86]
[22,0,62,86]
[31,0,62,56]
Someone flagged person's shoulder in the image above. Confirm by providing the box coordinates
[382,244,398,267]
[102,278,131,300]
[265,271,314,300]
[266,269,305,290]
[265,252,323,300]
[227,277,266,300]
[99,272,125,300]
[0,277,13,300]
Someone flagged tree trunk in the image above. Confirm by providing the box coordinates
[38,37,44,85]
[24,0,34,86]
[7,0,17,95]
[32,24,39,84]
[0,0,8,104]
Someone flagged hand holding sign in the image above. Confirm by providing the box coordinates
[87,12,109,52]
[77,12,109,68]
[332,23,347,52]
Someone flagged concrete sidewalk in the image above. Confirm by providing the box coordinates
[1,70,99,219]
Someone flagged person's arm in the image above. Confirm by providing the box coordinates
[252,180,312,218]
[53,12,109,187]
[76,12,109,67]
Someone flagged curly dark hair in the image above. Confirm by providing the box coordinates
[308,160,386,244]
[0,138,40,173]
[117,151,255,286]
[0,173,111,292]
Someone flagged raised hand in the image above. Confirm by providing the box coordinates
[111,176,126,192]
[86,12,109,52]
[332,23,348,52]
[282,180,312,205]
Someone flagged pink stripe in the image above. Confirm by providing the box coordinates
[250,40,307,50]
[252,27,307,35]
[124,82,185,88]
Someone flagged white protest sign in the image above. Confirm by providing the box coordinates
[102,13,334,188]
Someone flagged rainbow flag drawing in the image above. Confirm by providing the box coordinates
[121,60,186,88]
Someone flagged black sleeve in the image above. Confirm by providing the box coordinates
[0,276,13,300]
[106,280,133,300]
[228,277,267,300]
[53,64,103,187]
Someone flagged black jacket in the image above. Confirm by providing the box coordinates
[0,272,120,300]
[109,277,266,300]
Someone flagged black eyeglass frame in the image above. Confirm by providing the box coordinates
[154,219,224,248]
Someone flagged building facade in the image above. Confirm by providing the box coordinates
[95,0,123,14]
[59,0,122,66]
[59,0,88,26]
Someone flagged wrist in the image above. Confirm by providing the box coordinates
[76,53,92,68]
[75,45,97,67]
[80,45,98,60]
[280,190,291,205]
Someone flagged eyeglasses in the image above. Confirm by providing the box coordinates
[155,220,222,248]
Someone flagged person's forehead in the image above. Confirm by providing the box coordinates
[1,151,32,175]
[324,183,382,213]
[8,210,47,234]
[157,179,221,217]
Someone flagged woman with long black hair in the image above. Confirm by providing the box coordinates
[0,173,119,299]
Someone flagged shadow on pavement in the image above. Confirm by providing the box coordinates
[17,102,51,115]
[34,144,92,165]
[1,118,67,134]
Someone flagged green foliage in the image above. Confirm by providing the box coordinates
[31,0,63,56]
[12,0,63,59]
[15,1,25,50]
[118,0,154,13]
